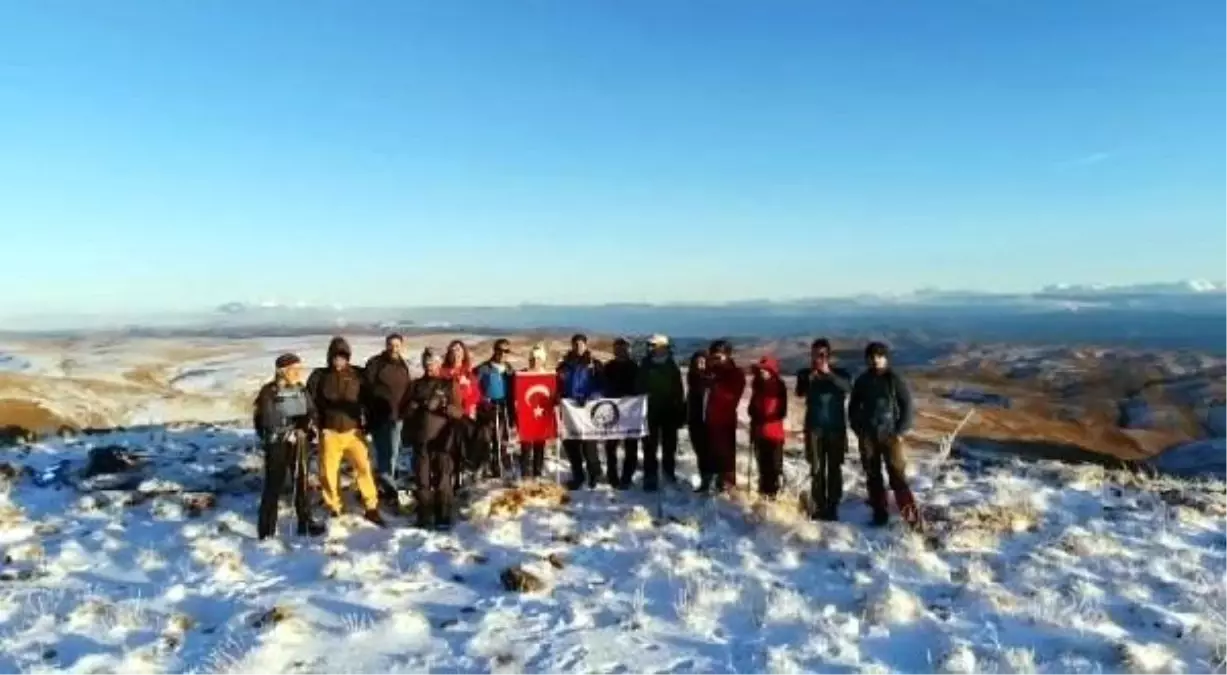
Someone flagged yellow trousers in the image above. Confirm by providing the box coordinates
[319,429,379,513]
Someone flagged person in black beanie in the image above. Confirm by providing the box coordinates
[253,353,325,539]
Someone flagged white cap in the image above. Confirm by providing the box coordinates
[647,334,669,347]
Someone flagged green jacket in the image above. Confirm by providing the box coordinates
[636,354,685,427]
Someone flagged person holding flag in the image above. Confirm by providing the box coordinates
[514,343,558,481]
[600,337,640,488]
[557,333,604,489]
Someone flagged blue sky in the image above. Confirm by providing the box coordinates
[1,1,1223,315]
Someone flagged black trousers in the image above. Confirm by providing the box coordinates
[415,446,455,526]
[604,438,639,486]
[563,439,601,486]
[520,441,546,478]
[753,437,784,497]
[643,421,679,484]
[688,421,712,486]
[806,429,847,517]
[258,433,311,538]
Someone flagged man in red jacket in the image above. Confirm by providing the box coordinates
[749,356,788,498]
[703,340,746,493]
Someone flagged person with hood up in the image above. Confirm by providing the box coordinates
[601,337,640,488]
[403,347,463,529]
[306,336,384,527]
[364,333,412,491]
[441,340,481,419]
[748,356,788,498]
[517,343,553,480]
[796,338,853,521]
[636,334,685,491]
[704,340,746,493]
[686,351,714,493]
[557,333,604,489]
[848,341,918,529]
[253,353,326,539]
[474,338,516,478]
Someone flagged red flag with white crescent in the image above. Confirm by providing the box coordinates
[514,372,559,443]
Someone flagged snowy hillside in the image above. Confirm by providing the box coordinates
[1,425,1224,674]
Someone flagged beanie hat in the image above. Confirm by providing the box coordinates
[422,347,442,367]
[274,353,302,369]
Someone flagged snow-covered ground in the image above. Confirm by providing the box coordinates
[1,424,1224,674]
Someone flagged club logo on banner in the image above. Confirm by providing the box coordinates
[513,372,559,443]
[560,396,648,441]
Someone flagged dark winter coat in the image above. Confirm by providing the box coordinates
[363,351,412,425]
[848,369,913,438]
[749,358,788,443]
[253,381,314,440]
[795,365,853,432]
[685,359,708,427]
[638,354,685,427]
[705,360,746,429]
[557,352,603,401]
[402,375,463,450]
[307,338,365,433]
[602,357,640,398]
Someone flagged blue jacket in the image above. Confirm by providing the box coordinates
[557,353,603,401]
[474,360,514,404]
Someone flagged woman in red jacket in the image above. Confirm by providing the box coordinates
[441,340,481,419]
[703,340,746,493]
[749,356,788,498]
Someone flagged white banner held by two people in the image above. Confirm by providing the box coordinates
[559,396,648,441]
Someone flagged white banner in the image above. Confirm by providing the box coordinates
[560,396,648,440]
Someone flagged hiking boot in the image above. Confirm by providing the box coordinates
[870,511,890,527]
[587,476,599,489]
[643,477,659,493]
[565,477,585,491]
[363,509,387,528]
[297,519,326,537]
[258,530,274,541]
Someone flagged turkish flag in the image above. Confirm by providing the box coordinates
[514,372,559,443]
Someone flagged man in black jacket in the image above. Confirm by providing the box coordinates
[795,338,853,521]
[601,337,640,488]
[253,353,326,539]
[848,341,918,529]
[403,348,463,529]
[307,336,384,527]
[364,333,412,491]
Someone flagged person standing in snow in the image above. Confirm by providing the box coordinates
[253,353,325,539]
[601,337,641,489]
[557,333,604,489]
[517,343,553,480]
[686,351,714,493]
[848,341,919,528]
[403,348,463,530]
[474,338,516,478]
[704,340,746,493]
[441,340,481,419]
[364,333,412,492]
[637,335,685,491]
[748,356,788,498]
[796,338,853,521]
[306,336,384,527]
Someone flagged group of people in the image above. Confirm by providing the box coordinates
[251,331,920,540]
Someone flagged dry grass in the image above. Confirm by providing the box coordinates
[472,482,570,521]
[0,398,74,433]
